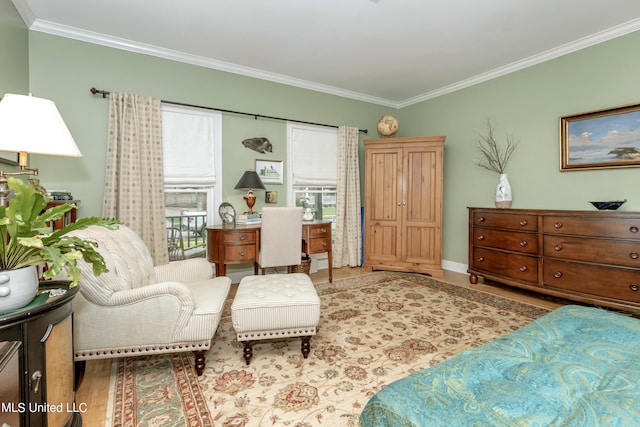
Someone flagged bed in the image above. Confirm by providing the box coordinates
[359,305,640,427]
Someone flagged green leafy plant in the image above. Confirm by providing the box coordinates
[0,177,121,286]
[475,120,519,174]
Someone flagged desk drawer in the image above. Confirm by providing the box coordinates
[223,230,257,244]
[224,245,256,262]
[307,224,331,238]
[308,237,330,253]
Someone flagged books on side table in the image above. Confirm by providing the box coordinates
[236,213,261,224]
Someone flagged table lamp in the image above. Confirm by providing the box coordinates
[234,170,266,214]
[0,93,83,206]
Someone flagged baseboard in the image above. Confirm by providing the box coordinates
[223,258,468,283]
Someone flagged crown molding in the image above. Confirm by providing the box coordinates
[28,19,400,108]
[399,17,640,108]
[24,14,640,109]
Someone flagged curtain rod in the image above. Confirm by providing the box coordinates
[90,87,368,134]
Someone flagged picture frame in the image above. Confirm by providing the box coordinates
[255,159,283,184]
[560,103,640,171]
[265,191,277,203]
[0,151,18,166]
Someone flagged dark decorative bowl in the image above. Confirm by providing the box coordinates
[589,200,627,210]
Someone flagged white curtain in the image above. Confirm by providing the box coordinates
[103,91,169,265]
[333,126,362,267]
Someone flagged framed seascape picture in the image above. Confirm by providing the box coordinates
[560,103,640,171]
[256,159,283,184]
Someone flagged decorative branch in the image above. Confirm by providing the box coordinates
[475,120,519,174]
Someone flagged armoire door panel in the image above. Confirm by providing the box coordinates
[368,150,401,222]
[405,226,438,262]
[366,224,400,261]
[405,150,438,222]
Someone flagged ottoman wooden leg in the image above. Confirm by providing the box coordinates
[242,341,254,365]
[300,336,312,359]
[194,350,206,376]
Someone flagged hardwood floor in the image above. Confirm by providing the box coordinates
[75,267,565,426]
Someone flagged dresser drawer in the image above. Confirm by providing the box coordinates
[543,236,640,268]
[473,228,538,254]
[543,259,640,303]
[543,216,640,239]
[223,230,257,244]
[473,211,538,231]
[224,245,256,262]
[471,247,538,283]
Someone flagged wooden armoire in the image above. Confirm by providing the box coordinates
[363,136,445,277]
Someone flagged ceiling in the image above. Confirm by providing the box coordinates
[11,0,640,107]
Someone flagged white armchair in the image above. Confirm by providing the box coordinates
[69,225,230,376]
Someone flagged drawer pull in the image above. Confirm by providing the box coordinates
[321,228,327,233]
[519,220,528,226]
[239,250,245,256]
[520,241,527,247]
[519,266,528,272]
[554,244,563,251]
[631,284,639,292]
[239,235,245,241]
[554,272,563,279]
[322,241,327,247]
[478,216,486,222]
[477,235,485,241]
[554,222,563,229]
[631,226,639,234]
[477,257,485,262]
[631,253,639,260]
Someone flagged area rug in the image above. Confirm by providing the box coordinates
[107,271,551,427]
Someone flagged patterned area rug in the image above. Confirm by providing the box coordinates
[107,272,550,426]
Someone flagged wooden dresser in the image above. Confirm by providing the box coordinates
[468,207,640,313]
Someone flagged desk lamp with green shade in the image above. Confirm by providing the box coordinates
[234,170,266,214]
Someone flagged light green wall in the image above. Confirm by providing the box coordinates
[26,32,392,217]
[8,18,640,268]
[0,0,28,100]
[399,30,640,265]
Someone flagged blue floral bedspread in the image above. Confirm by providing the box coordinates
[359,305,640,427]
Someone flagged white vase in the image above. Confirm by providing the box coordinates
[0,266,39,312]
[495,173,512,208]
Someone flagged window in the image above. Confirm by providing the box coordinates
[162,104,222,249]
[287,123,338,229]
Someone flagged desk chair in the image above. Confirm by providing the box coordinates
[257,207,303,273]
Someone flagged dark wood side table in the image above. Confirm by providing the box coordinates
[207,220,333,282]
[45,201,80,231]
[0,282,81,427]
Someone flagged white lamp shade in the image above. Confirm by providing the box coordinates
[0,93,82,157]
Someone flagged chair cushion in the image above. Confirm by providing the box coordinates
[231,273,320,333]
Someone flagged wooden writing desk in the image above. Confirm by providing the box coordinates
[207,220,333,282]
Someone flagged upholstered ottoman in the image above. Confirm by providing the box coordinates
[231,273,321,365]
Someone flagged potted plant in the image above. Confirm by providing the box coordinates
[475,120,519,208]
[0,177,120,312]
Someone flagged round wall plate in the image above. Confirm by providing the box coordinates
[218,202,236,224]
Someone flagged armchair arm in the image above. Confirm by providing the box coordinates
[105,281,194,308]
[154,258,215,283]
